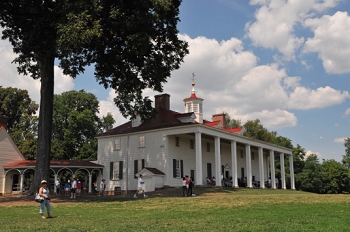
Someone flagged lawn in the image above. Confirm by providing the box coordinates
[0,188,349,232]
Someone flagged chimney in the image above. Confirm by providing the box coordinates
[154,94,170,110]
[0,116,9,130]
[212,113,226,129]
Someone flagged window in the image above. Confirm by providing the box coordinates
[114,138,121,150]
[173,159,183,178]
[139,135,145,147]
[110,161,123,180]
[187,103,192,112]
[190,139,194,149]
[207,142,210,152]
[251,152,255,160]
[134,159,145,178]
[207,163,212,178]
[193,103,198,113]
[240,150,244,158]
[175,137,179,147]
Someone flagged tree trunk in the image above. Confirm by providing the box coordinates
[29,54,55,195]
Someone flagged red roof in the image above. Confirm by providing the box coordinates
[4,160,103,168]
[203,121,221,127]
[222,127,244,134]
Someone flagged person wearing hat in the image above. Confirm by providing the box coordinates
[38,180,52,219]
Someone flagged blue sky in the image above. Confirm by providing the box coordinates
[1,0,349,161]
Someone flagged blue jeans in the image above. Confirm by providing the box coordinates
[39,198,51,214]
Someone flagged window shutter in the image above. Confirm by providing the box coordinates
[134,160,138,179]
[180,160,184,178]
[221,165,224,175]
[142,159,145,169]
[119,161,123,179]
[110,162,113,180]
[173,159,176,178]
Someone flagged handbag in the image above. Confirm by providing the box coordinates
[35,193,44,203]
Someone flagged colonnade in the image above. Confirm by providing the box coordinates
[194,132,295,190]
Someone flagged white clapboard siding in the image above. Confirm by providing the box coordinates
[0,128,25,194]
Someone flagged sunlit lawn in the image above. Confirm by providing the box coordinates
[1,188,350,231]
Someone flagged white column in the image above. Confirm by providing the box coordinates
[214,136,221,186]
[245,145,252,188]
[195,132,203,186]
[231,141,238,188]
[2,174,5,194]
[280,153,286,190]
[19,173,24,193]
[270,150,276,189]
[53,174,58,194]
[88,174,92,193]
[289,154,295,190]
[258,147,265,188]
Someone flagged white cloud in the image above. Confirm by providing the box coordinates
[246,0,341,60]
[287,86,350,110]
[303,11,350,74]
[345,108,350,115]
[305,150,321,159]
[0,33,74,104]
[98,89,128,126]
[334,137,346,143]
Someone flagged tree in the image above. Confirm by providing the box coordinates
[0,86,38,132]
[299,154,323,193]
[341,138,350,169]
[51,90,103,160]
[320,159,350,194]
[0,87,38,159]
[1,0,188,193]
[224,113,242,129]
[243,119,275,143]
[100,112,115,133]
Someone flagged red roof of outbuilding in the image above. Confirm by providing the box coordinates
[4,160,103,168]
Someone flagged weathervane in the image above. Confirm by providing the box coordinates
[192,72,195,86]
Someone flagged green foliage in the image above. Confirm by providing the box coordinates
[224,113,242,128]
[320,159,350,194]
[1,0,188,193]
[0,86,38,131]
[298,154,350,194]
[51,90,102,160]
[100,112,115,133]
[0,86,39,159]
[341,137,350,169]
[1,189,350,231]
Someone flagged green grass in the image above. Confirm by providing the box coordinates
[1,188,350,231]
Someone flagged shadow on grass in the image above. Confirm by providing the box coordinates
[0,187,296,204]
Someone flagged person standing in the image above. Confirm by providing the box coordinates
[99,179,106,196]
[76,180,82,197]
[38,180,52,219]
[188,177,194,196]
[64,180,70,196]
[182,177,187,196]
[70,178,77,199]
[55,179,60,195]
[133,175,147,198]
